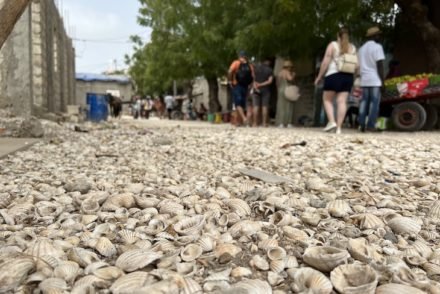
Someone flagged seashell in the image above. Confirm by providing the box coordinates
[73,275,110,291]
[142,219,167,235]
[282,226,309,240]
[229,279,272,294]
[267,246,287,261]
[330,264,378,294]
[285,256,299,269]
[268,271,284,286]
[175,235,198,247]
[38,278,69,293]
[0,193,12,209]
[197,235,216,252]
[300,212,322,226]
[376,283,426,294]
[348,238,384,264]
[327,200,352,218]
[428,200,440,220]
[68,248,100,267]
[94,237,117,257]
[226,212,241,225]
[81,215,98,225]
[119,230,140,245]
[270,211,297,226]
[174,215,205,235]
[111,271,154,294]
[133,195,160,209]
[352,213,385,229]
[0,256,35,293]
[93,266,124,280]
[270,259,286,273]
[176,262,197,275]
[420,230,439,241]
[229,220,262,237]
[203,280,230,292]
[158,200,184,216]
[115,249,163,272]
[289,267,332,294]
[81,198,100,214]
[422,262,440,277]
[303,246,350,272]
[404,254,427,266]
[217,214,229,226]
[224,199,251,217]
[306,178,334,193]
[387,216,421,235]
[250,255,270,271]
[412,239,433,259]
[54,261,81,283]
[231,267,253,278]
[181,244,203,262]
[35,201,63,217]
[258,239,279,250]
[102,193,136,211]
[204,268,232,282]
[180,277,202,294]
[25,238,64,259]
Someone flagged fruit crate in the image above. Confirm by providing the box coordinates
[382,84,440,104]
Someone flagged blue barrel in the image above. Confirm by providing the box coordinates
[86,93,109,122]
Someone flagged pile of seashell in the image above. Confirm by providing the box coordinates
[1,119,440,293]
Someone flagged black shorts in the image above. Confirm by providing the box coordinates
[324,73,354,93]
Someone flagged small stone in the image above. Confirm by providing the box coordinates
[18,117,44,138]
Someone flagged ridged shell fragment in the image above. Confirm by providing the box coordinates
[173,215,205,236]
[115,249,163,272]
[387,216,421,235]
[376,283,426,294]
[289,267,332,294]
[181,244,203,262]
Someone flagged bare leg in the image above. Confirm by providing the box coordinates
[336,92,349,128]
[262,106,268,127]
[237,106,247,125]
[323,90,336,123]
[247,105,253,126]
[253,106,259,127]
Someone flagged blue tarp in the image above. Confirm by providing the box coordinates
[76,73,131,84]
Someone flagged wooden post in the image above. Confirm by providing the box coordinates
[0,0,31,50]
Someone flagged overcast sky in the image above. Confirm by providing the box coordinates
[62,0,150,74]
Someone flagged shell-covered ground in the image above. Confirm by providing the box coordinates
[1,118,440,294]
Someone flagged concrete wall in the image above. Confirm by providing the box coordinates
[0,0,75,117]
[75,80,134,106]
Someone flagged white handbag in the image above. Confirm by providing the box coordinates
[284,85,300,102]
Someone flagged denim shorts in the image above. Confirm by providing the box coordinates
[232,85,248,109]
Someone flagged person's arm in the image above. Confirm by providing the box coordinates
[315,43,334,85]
[227,61,238,86]
[258,75,274,87]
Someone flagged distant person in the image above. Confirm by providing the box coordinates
[228,51,255,126]
[164,95,174,120]
[386,60,401,80]
[252,58,274,127]
[315,27,357,135]
[145,97,153,119]
[275,60,296,128]
[358,26,385,132]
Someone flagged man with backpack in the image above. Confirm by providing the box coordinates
[228,51,255,126]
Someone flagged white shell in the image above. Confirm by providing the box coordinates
[181,244,203,262]
[327,200,352,218]
[230,279,272,294]
[376,283,425,294]
[115,249,163,272]
[387,216,421,235]
[250,255,270,271]
[330,264,378,294]
[267,246,287,261]
[303,246,350,272]
[174,215,205,235]
[289,267,332,294]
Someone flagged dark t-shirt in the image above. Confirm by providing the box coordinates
[254,63,273,92]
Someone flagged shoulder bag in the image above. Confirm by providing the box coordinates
[335,43,358,74]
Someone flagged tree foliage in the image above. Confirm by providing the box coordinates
[128,0,440,100]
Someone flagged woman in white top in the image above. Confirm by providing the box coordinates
[315,28,356,134]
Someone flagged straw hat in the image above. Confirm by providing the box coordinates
[366,26,381,37]
[283,60,293,68]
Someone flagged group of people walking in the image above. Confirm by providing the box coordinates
[228,25,386,134]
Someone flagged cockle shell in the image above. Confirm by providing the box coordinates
[133,195,161,209]
[428,200,440,220]
[68,248,100,267]
[204,268,231,282]
[102,193,135,211]
[282,226,309,240]
[35,201,63,217]
[38,278,69,293]
[352,213,385,229]
[270,211,297,226]
[327,200,353,218]
[0,193,12,209]
[94,237,117,257]
[229,220,262,237]
[174,215,205,235]
[197,235,216,252]
[348,238,384,264]
[258,239,279,250]
[412,239,433,259]
[422,262,440,277]
[387,216,421,235]
[330,264,378,294]
[93,266,124,280]
[225,199,251,217]
[231,267,253,278]
[181,244,203,262]
[288,267,332,294]
[119,230,140,245]
[376,283,426,294]
[267,246,287,261]
[229,279,272,294]
[250,255,270,271]
[111,271,155,294]
[285,256,299,269]
[215,243,242,259]
[0,256,35,293]
[116,249,163,272]
[306,178,334,193]
[54,261,82,283]
[25,238,64,259]
[303,246,350,272]
[270,259,286,273]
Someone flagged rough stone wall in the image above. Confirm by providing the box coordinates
[0,0,75,117]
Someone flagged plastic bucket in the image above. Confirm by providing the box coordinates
[215,113,222,124]
[207,113,215,123]
[86,93,109,122]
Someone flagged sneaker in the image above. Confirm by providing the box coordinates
[323,122,337,132]
[336,127,342,135]
[287,124,293,128]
